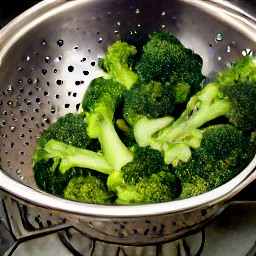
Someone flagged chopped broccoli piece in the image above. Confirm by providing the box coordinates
[122,79,175,149]
[107,146,181,204]
[81,77,134,171]
[216,56,256,131]
[64,175,115,204]
[98,40,138,89]
[115,171,180,204]
[32,113,102,196]
[154,55,256,165]
[135,30,204,101]
[173,124,253,198]
[123,80,176,125]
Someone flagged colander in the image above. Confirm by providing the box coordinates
[0,0,256,246]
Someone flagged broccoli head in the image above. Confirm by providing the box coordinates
[217,56,256,131]
[98,40,138,89]
[81,77,134,171]
[173,124,253,198]
[135,30,204,101]
[154,55,256,165]
[64,175,115,204]
[123,80,176,126]
[32,113,102,196]
[107,146,181,204]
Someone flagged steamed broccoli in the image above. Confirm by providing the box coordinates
[81,77,134,171]
[102,146,180,204]
[121,31,204,150]
[64,175,115,204]
[135,31,204,102]
[123,80,176,125]
[98,40,138,89]
[32,30,256,204]
[149,55,256,165]
[173,124,253,198]
[32,113,105,196]
[40,140,180,204]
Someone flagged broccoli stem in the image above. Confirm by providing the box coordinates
[157,83,232,144]
[44,139,113,174]
[97,116,134,171]
[156,83,232,165]
[134,116,174,149]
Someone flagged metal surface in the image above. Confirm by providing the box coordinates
[0,0,256,245]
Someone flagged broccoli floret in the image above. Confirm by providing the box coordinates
[173,124,253,198]
[45,142,180,204]
[154,55,256,165]
[115,171,180,204]
[122,79,175,148]
[123,80,176,125]
[81,77,134,171]
[216,56,256,131]
[98,40,138,89]
[32,113,103,196]
[107,146,181,204]
[135,30,204,101]
[64,175,115,204]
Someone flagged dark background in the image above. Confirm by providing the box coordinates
[0,0,42,29]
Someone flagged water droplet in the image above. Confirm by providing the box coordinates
[116,21,121,26]
[26,56,31,61]
[227,46,231,53]
[10,126,15,132]
[98,37,103,43]
[57,39,64,47]
[161,11,166,16]
[218,56,222,60]
[215,33,223,42]
[242,48,252,56]
[135,8,140,14]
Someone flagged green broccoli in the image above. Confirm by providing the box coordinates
[151,55,256,165]
[40,140,180,204]
[106,146,181,204]
[64,175,115,204]
[122,79,176,149]
[98,40,138,89]
[135,30,204,101]
[32,113,106,196]
[173,124,253,198]
[81,77,134,171]
[123,80,176,125]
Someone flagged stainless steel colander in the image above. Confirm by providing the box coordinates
[0,0,256,245]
